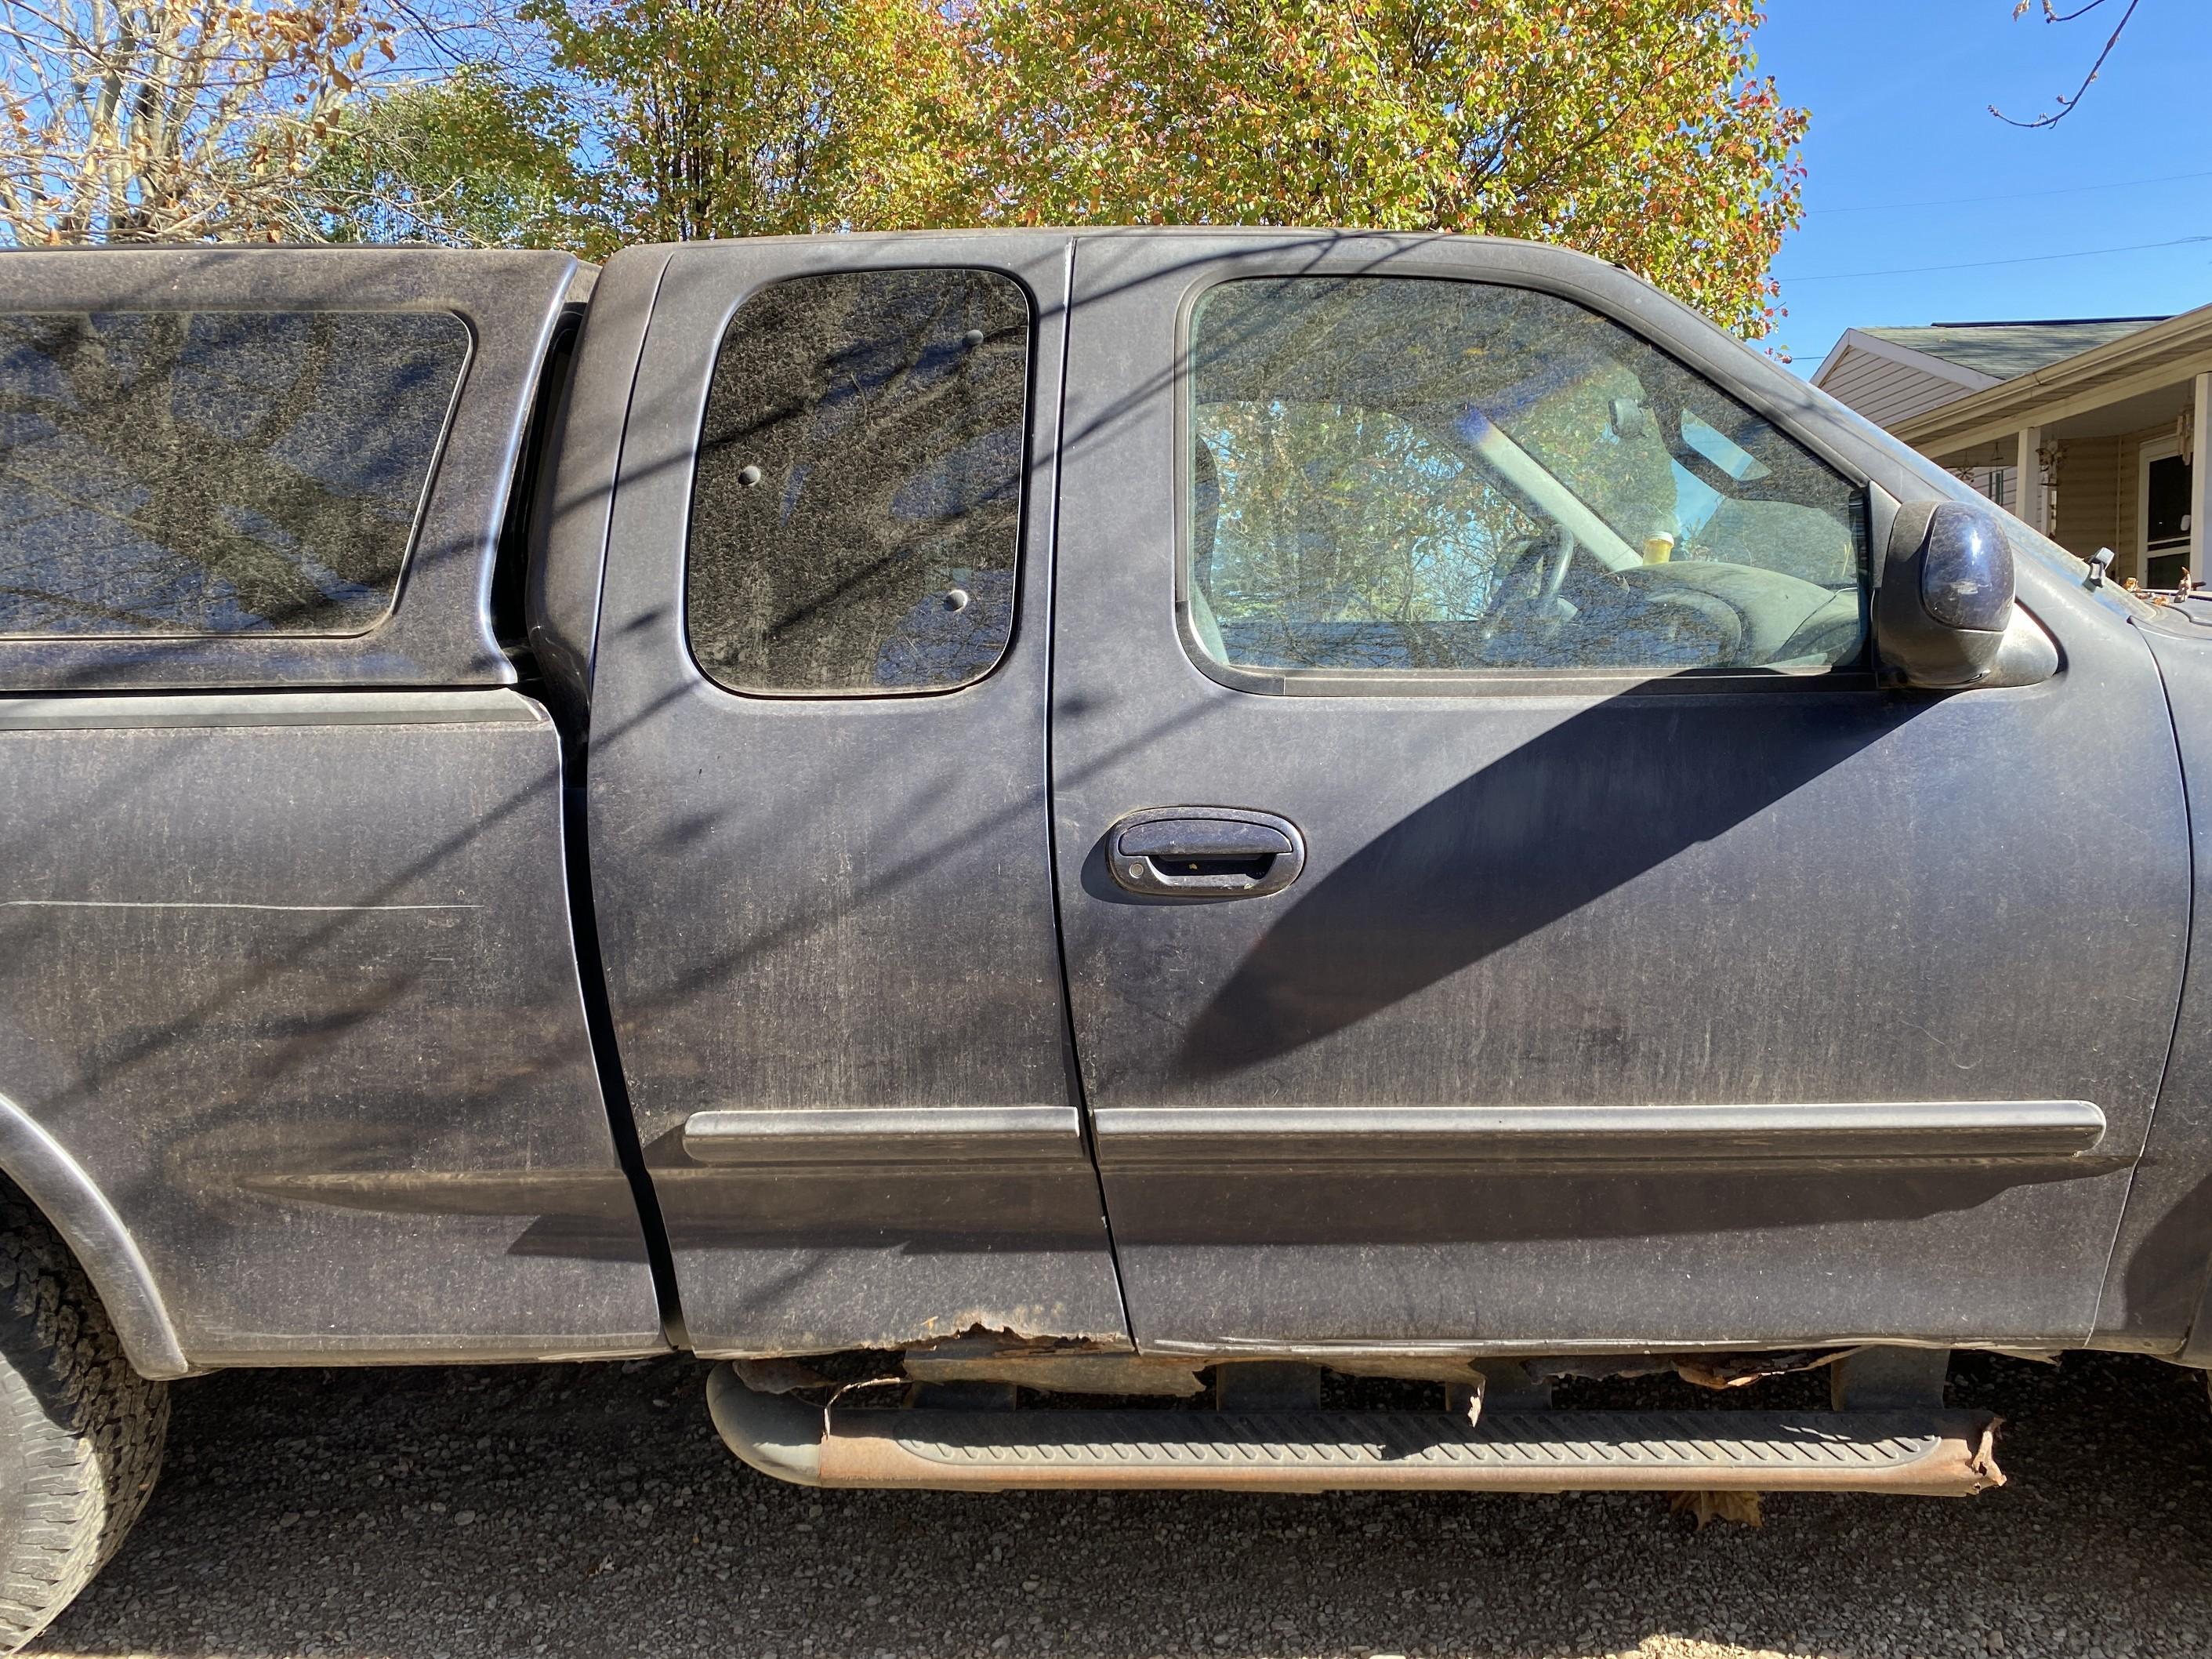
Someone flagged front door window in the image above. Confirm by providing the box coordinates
[1185,278,1866,684]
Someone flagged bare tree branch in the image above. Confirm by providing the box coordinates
[1990,0,2143,129]
[0,0,404,244]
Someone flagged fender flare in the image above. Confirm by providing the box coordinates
[0,1091,188,1379]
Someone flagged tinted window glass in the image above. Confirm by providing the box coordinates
[687,269,1030,695]
[0,310,467,637]
[1188,279,1864,678]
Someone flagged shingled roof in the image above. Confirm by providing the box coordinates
[1861,317,2169,380]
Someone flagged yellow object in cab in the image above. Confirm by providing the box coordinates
[1642,533,1676,564]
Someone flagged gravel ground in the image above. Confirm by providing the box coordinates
[24,1350,2212,1659]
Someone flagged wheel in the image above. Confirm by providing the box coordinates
[0,1182,169,1654]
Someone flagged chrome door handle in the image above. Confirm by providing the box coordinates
[1106,807,1306,899]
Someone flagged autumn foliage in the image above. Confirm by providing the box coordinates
[942,0,1806,335]
[0,0,398,242]
[1,0,1808,338]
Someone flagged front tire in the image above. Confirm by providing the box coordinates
[0,1184,168,1654]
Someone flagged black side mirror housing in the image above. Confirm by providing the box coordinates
[1877,500,2047,689]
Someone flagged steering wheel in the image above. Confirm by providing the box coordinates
[1488,522,1578,615]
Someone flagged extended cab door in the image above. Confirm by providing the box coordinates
[576,237,1130,1356]
[1050,232,2187,1356]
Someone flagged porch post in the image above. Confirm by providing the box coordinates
[2192,372,2211,582]
[2018,426,2047,532]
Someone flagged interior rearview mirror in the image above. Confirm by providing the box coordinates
[1877,499,2054,690]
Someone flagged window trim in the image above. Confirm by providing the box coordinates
[0,306,473,644]
[679,264,1039,702]
[1171,270,1875,699]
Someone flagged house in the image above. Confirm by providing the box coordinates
[1812,317,2166,514]
[1812,310,2212,588]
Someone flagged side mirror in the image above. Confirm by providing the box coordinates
[1877,500,2052,689]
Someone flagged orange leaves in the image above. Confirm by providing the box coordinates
[926,0,1799,334]
[11,0,1803,331]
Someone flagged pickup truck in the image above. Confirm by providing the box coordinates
[0,230,2203,1649]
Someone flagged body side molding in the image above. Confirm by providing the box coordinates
[681,1105,1082,1167]
[1090,1101,2109,1173]
[0,689,549,733]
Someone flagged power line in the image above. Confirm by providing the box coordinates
[1779,234,2212,284]
[1808,167,2212,215]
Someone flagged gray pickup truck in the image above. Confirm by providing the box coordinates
[1,229,2203,1647]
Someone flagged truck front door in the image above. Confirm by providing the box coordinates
[1050,233,2186,1356]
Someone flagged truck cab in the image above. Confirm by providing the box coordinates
[0,229,2206,1644]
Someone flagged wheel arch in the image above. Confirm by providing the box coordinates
[0,1090,188,1380]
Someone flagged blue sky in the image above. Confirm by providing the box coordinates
[1755,2,2212,376]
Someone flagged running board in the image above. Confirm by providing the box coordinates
[706,1365,2002,1495]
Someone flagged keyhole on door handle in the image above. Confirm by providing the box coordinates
[1105,808,1307,899]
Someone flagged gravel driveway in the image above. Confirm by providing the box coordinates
[25,1351,2212,1659]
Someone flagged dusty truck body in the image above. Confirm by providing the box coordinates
[0,229,2207,1641]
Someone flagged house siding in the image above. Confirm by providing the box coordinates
[1815,347,1979,431]
[2053,436,2123,559]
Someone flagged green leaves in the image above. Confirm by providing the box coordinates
[934,0,1805,337]
[523,0,965,251]
[303,67,587,246]
[308,0,1803,336]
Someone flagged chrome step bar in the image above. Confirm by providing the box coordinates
[707,1365,2003,1495]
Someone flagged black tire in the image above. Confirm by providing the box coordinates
[0,1182,168,1654]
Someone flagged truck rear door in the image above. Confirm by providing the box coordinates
[570,237,1130,1357]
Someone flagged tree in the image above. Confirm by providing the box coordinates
[0,0,399,244]
[302,67,587,245]
[931,0,1805,338]
[522,0,963,252]
[309,0,1804,336]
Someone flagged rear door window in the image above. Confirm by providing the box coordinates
[0,310,468,636]
[685,268,1031,696]
[1187,278,1865,681]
